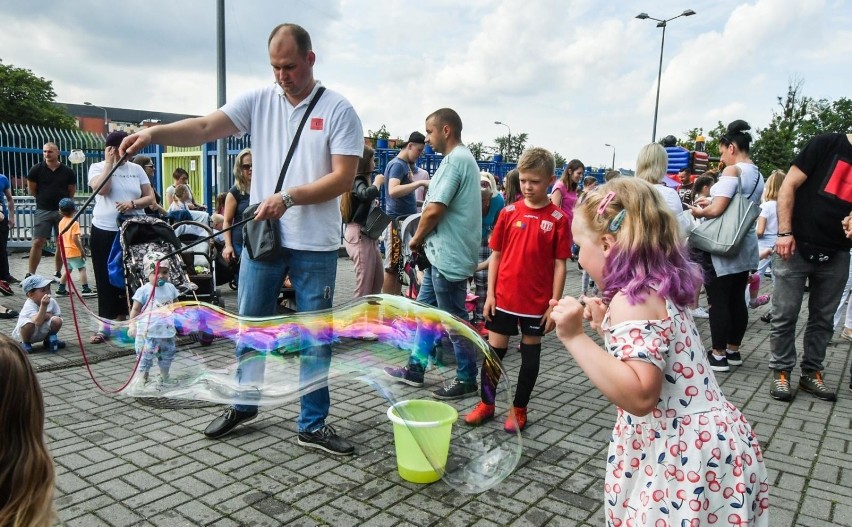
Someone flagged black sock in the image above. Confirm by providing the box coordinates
[514,342,541,408]
[481,345,507,404]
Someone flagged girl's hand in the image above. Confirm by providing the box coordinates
[581,295,607,335]
[222,245,235,262]
[541,305,556,334]
[549,297,585,341]
[483,294,496,322]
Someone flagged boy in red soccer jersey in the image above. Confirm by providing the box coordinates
[465,147,571,432]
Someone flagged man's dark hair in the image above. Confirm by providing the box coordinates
[268,23,312,55]
[427,108,463,139]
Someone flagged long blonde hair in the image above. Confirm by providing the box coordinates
[635,143,668,184]
[0,335,55,527]
[762,169,786,201]
[232,148,252,194]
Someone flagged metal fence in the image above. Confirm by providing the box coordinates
[1,122,524,249]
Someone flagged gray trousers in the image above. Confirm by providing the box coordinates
[769,249,850,373]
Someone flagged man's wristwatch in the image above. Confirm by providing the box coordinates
[280,190,294,210]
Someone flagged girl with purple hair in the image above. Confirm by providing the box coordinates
[549,178,768,526]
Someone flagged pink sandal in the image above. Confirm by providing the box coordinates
[749,295,770,309]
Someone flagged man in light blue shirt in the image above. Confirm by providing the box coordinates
[385,108,482,399]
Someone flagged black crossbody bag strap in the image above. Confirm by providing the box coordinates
[273,86,326,194]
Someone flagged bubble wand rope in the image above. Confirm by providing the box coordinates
[59,229,144,394]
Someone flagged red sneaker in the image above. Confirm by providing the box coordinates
[473,321,489,338]
[504,406,527,433]
[464,402,495,425]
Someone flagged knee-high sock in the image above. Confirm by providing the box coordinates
[480,346,507,404]
[514,342,542,408]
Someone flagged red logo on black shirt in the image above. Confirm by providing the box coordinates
[310,118,324,131]
[824,158,852,202]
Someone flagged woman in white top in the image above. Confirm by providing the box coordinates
[635,143,693,238]
[87,131,155,343]
[690,120,764,372]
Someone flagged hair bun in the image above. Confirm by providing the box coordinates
[727,119,751,135]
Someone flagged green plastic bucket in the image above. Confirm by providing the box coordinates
[387,400,458,483]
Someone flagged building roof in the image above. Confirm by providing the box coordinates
[55,103,199,125]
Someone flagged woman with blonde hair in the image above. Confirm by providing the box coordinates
[222,148,253,270]
[749,169,787,310]
[0,334,55,527]
[635,143,692,237]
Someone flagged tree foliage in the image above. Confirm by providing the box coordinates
[553,151,566,168]
[494,133,528,162]
[752,80,852,174]
[0,61,77,129]
[468,141,484,161]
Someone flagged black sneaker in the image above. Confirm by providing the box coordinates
[54,271,61,279]
[433,378,478,400]
[55,286,68,296]
[81,286,97,298]
[799,371,836,402]
[769,370,793,402]
[6,275,20,284]
[760,312,772,323]
[203,407,257,438]
[297,424,354,456]
[707,352,729,372]
[726,350,743,366]
[384,366,425,387]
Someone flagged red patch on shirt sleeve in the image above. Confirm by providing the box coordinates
[824,159,852,202]
[310,118,324,131]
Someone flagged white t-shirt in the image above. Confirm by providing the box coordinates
[709,163,764,205]
[132,282,180,338]
[88,162,150,231]
[655,184,692,238]
[12,297,61,341]
[220,82,364,251]
[759,200,778,249]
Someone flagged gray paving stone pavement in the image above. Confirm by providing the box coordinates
[4,249,852,526]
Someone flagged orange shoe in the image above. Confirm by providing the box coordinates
[464,402,495,425]
[504,406,527,433]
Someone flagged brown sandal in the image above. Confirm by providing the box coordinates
[90,332,108,344]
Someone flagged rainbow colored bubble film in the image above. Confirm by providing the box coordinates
[66,292,522,494]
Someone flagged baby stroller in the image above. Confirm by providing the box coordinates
[399,214,423,300]
[116,216,198,304]
[173,220,224,308]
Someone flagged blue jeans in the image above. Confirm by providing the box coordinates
[769,249,850,373]
[233,248,337,433]
[408,267,477,382]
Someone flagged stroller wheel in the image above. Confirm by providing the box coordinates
[229,279,237,291]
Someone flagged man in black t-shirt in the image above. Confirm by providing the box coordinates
[769,133,852,403]
[26,142,77,277]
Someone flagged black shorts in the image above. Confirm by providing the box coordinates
[485,308,545,337]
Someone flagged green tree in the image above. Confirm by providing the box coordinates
[553,151,566,168]
[751,80,810,174]
[796,97,852,150]
[468,141,484,161]
[494,132,528,162]
[0,61,77,128]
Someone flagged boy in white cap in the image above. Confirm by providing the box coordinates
[128,252,180,384]
[14,275,65,353]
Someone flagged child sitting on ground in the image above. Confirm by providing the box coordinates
[56,198,95,297]
[465,147,571,433]
[13,275,65,353]
[129,252,180,384]
[550,178,768,525]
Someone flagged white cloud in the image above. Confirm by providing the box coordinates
[1,0,849,169]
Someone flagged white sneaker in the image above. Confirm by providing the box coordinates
[691,307,710,319]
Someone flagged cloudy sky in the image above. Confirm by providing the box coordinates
[1,0,849,169]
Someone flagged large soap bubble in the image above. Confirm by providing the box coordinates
[66,290,522,494]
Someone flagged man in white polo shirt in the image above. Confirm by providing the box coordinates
[120,23,363,455]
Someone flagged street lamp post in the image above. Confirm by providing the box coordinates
[494,121,511,161]
[604,143,616,170]
[635,9,696,143]
[83,101,109,135]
